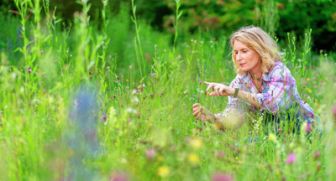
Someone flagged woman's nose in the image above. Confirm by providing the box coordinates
[236,52,242,61]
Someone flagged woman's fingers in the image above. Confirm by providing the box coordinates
[206,83,215,93]
[192,104,202,116]
[192,104,207,120]
[219,86,227,94]
[193,104,201,111]
[206,84,231,96]
[192,103,199,109]
[205,83,229,96]
[205,82,221,93]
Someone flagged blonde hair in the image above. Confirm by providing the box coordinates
[230,26,281,74]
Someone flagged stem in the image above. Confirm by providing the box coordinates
[131,0,144,78]
[174,0,182,49]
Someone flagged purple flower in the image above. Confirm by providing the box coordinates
[101,113,107,122]
[212,172,234,181]
[145,148,156,160]
[286,153,296,164]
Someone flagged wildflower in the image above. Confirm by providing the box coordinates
[215,150,225,159]
[268,133,277,143]
[211,172,234,181]
[189,137,203,150]
[150,73,157,78]
[132,89,138,95]
[101,112,107,123]
[188,153,200,166]
[131,84,145,95]
[131,96,140,105]
[110,172,129,181]
[145,148,156,160]
[126,107,137,115]
[11,72,17,80]
[304,122,312,133]
[157,166,170,177]
[313,151,321,160]
[286,153,296,164]
[332,105,336,121]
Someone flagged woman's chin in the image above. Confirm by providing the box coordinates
[240,67,250,72]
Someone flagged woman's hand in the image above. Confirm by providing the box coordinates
[192,103,215,122]
[204,82,234,96]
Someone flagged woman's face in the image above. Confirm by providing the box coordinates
[233,40,261,73]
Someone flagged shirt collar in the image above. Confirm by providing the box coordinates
[238,72,271,82]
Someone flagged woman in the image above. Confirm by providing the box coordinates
[192,26,314,132]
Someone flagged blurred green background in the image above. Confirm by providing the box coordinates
[1,0,335,51]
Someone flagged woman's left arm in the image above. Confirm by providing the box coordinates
[240,68,293,112]
[235,90,261,109]
[205,82,262,108]
[206,68,292,112]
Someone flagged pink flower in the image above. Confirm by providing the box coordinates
[145,148,156,160]
[110,172,128,181]
[305,122,312,133]
[332,105,336,120]
[286,153,296,164]
[313,151,321,160]
[215,151,225,159]
[212,172,234,181]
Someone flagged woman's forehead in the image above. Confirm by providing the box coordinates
[232,40,250,49]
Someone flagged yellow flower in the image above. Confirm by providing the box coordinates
[188,153,200,166]
[158,166,170,177]
[189,137,203,150]
[268,133,277,143]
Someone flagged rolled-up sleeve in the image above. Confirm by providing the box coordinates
[215,76,243,118]
[255,67,294,113]
[227,76,240,109]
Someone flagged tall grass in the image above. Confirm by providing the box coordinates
[0,0,335,180]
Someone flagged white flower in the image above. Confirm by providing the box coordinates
[131,96,140,104]
[126,107,137,114]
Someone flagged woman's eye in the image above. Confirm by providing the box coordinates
[242,50,248,53]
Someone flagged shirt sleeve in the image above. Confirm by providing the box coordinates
[215,76,245,118]
[254,66,294,113]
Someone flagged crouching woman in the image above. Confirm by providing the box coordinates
[192,26,315,133]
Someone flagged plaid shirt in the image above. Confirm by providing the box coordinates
[220,61,314,122]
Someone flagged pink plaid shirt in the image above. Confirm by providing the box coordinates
[222,61,314,122]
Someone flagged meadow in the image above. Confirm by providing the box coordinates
[0,0,336,180]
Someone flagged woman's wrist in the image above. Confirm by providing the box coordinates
[232,88,239,97]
